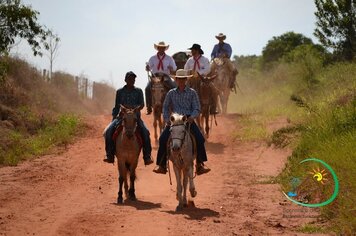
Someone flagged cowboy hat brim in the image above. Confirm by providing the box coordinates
[154,44,169,50]
[215,35,226,40]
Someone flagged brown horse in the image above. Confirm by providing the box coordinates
[198,76,216,139]
[115,105,142,204]
[210,58,234,114]
[150,74,170,141]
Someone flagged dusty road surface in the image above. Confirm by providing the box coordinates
[0,114,330,236]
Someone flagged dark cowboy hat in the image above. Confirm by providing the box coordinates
[125,71,137,81]
[188,44,204,55]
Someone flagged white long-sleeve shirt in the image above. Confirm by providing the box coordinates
[148,53,177,74]
[184,55,210,76]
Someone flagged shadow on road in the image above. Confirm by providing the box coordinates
[163,206,220,221]
[112,199,162,210]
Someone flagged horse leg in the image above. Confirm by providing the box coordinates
[153,116,158,141]
[182,169,188,207]
[188,162,197,198]
[117,175,124,204]
[205,113,209,139]
[128,169,136,201]
[173,165,183,211]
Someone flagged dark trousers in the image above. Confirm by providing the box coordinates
[156,122,207,166]
[105,117,152,159]
[145,78,176,108]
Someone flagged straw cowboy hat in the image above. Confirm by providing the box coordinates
[188,43,204,55]
[173,69,193,79]
[215,33,226,40]
[154,41,169,50]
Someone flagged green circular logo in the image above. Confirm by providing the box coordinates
[283,158,339,207]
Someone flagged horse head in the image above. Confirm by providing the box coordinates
[151,75,166,107]
[169,113,188,153]
[120,105,139,139]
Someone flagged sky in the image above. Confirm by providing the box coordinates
[13,0,318,90]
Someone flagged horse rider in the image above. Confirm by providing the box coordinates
[184,43,219,115]
[103,71,154,165]
[211,33,238,89]
[145,41,177,115]
[153,69,211,175]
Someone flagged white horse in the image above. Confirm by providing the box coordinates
[169,113,197,211]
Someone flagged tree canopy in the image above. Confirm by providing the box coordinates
[0,0,47,56]
[261,32,315,69]
[314,0,356,61]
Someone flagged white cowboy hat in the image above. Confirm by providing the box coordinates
[154,41,169,50]
[215,33,226,40]
[173,69,193,78]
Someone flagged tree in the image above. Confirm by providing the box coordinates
[261,32,314,69]
[0,0,47,56]
[314,0,356,61]
[44,30,60,80]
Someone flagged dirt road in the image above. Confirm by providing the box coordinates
[0,114,330,235]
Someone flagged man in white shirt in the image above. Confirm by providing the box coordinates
[145,41,177,115]
[184,44,218,114]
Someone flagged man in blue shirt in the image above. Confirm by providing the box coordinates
[211,33,232,59]
[153,69,210,175]
[211,33,238,89]
[103,71,153,165]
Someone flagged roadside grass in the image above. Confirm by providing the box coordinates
[229,62,356,234]
[0,114,82,166]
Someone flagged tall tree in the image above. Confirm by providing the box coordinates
[314,0,356,61]
[0,0,47,56]
[44,30,60,80]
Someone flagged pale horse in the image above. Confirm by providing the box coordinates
[115,105,142,204]
[210,58,234,114]
[169,113,197,211]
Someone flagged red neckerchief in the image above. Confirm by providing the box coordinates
[157,53,166,71]
[193,55,201,70]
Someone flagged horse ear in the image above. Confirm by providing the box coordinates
[170,115,175,123]
[182,115,187,122]
[133,106,141,113]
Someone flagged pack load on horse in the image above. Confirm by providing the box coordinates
[168,113,197,211]
[210,33,239,114]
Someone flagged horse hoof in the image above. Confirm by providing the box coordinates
[117,198,124,204]
[129,195,137,201]
[190,189,197,198]
[175,205,183,212]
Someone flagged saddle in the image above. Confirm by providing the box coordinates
[112,124,143,148]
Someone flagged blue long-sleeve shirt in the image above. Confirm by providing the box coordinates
[163,86,200,122]
[112,85,144,119]
[211,43,232,59]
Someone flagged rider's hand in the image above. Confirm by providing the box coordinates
[145,64,150,71]
[187,117,194,124]
[165,121,171,127]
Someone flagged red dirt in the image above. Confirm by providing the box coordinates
[0,114,332,235]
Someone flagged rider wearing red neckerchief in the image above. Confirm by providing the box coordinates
[145,41,177,115]
[184,44,219,115]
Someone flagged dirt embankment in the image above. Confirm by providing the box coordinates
[0,114,330,235]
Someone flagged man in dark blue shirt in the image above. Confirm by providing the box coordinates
[103,71,153,165]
